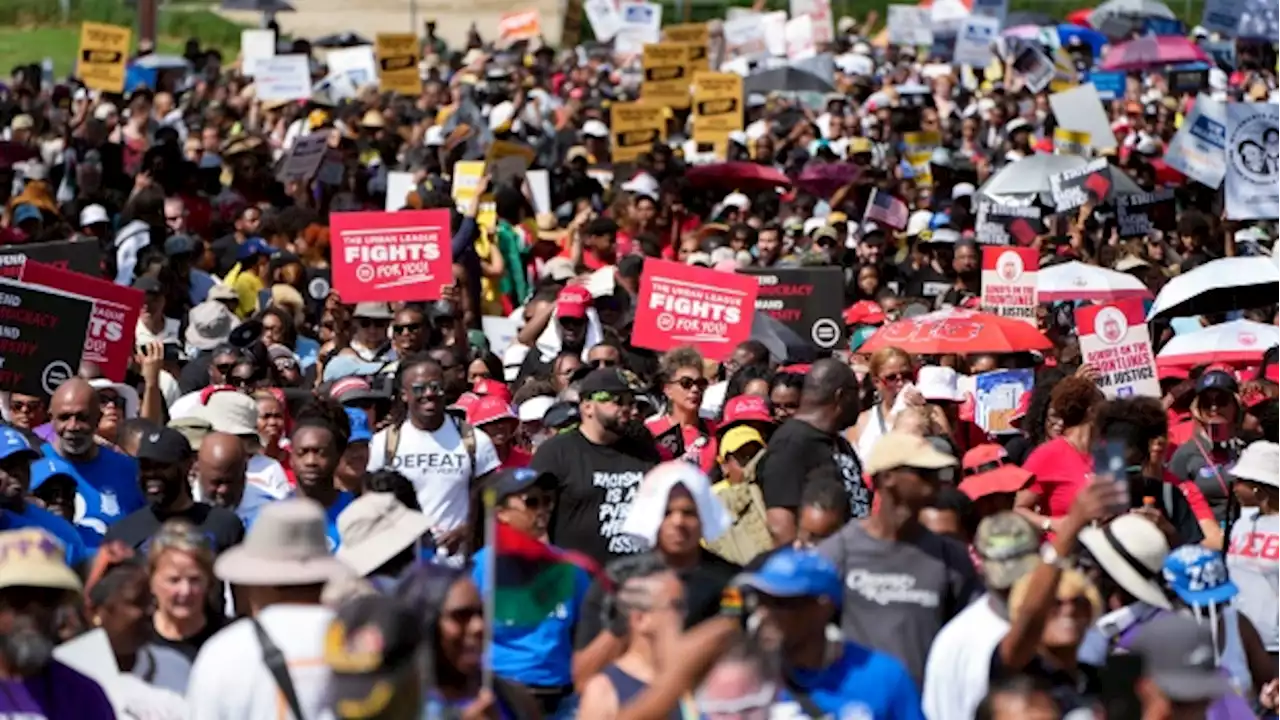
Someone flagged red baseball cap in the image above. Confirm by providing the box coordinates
[556,285,592,319]
[473,378,513,405]
[467,395,516,426]
[720,395,774,431]
[843,300,885,327]
[959,443,1033,500]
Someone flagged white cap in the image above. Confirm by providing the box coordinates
[906,209,934,237]
[1233,441,1279,487]
[423,125,445,146]
[79,204,109,227]
[1135,135,1161,155]
[915,366,964,402]
[488,101,516,131]
[853,42,871,55]
[517,395,556,423]
[728,130,748,146]
[721,192,750,210]
[93,103,118,121]
[803,217,827,237]
[1209,67,1227,91]
[581,119,609,138]
[930,228,961,244]
[502,344,530,382]
[1235,226,1268,244]
[621,172,660,200]
[951,182,976,200]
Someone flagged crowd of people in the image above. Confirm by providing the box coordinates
[0,6,1276,720]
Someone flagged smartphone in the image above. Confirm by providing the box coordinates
[1093,439,1130,513]
[1100,653,1144,720]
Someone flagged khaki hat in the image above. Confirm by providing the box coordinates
[973,512,1040,590]
[207,283,239,303]
[864,432,958,475]
[0,528,82,593]
[335,493,432,577]
[168,415,214,452]
[9,114,33,131]
[360,109,386,129]
[215,499,349,586]
[196,391,259,436]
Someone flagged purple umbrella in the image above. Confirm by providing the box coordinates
[1098,35,1210,70]
[796,163,860,198]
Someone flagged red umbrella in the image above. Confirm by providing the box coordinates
[797,163,860,198]
[861,308,1053,355]
[1099,35,1209,71]
[1066,8,1093,26]
[685,162,793,192]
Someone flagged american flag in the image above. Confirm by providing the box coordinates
[863,189,909,231]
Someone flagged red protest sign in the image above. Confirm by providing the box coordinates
[979,247,1039,326]
[632,259,758,361]
[330,209,453,303]
[1076,298,1160,399]
[0,259,142,382]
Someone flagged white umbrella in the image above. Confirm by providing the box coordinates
[978,154,1144,205]
[1038,261,1153,302]
[1147,256,1280,320]
[1156,320,1279,367]
[1089,0,1175,36]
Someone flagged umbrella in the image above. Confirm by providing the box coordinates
[861,308,1053,355]
[751,311,816,364]
[1099,35,1210,70]
[1089,0,1175,37]
[796,163,860,197]
[686,162,792,192]
[1147,256,1280,320]
[743,66,835,95]
[1156,320,1280,368]
[1065,8,1093,26]
[1037,261,1153,302]
[1006,10,1058,27]
[314,32,373,48]
[1057,24,1107,56]
[978,154,1144,205]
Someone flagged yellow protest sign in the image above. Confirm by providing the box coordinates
[903,131,939,187]
[1053,128,1091,157]
[611,102,666,164]
[642,43,691,110]
[376,34,421,95]
[77,22,130,93]
[692,72,743,159]
[451,161,486,209]
[664,23,710,71]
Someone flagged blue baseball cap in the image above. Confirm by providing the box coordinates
[1195,370,1238,396]
[344,407,372,444]
[737,548,842,605]
[12,204,41,225]
[236,236,278,262]
[1162,545,1238,607]
[29,455,78,491]
[0,426,38,464]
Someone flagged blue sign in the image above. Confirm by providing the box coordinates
[1089,71,1126,101]
[1143,17,1184,35]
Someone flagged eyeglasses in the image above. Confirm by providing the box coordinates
[591,359,618,369]
[410,381,446,398]
[878,372,909,384]
[673,376,709,392]
[392,322,423,335]
[9,400,42,413]
[98,393,124,408]
[214,363,238,376]
[357,318,390,329]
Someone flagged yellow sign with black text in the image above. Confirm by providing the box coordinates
[664,23,710,72]
[1053,128,1091,157]
[692,72,743,158]
[77,22,131,93]
[376,34,421,95]
[611,103,667,164]
[642,43,691,110]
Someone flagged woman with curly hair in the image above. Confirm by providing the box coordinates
[1018,375,1105,530]
[645,346,717,473]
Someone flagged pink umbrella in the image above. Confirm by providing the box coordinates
[1098,35,1209,70]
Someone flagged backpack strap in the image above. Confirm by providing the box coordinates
[1162,482,1175,521]
[457,418,478,480]
[385,422,402,464]
[251,618,306,720]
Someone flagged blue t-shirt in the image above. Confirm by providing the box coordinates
[324,491,355,552]
[782,642,925,720]
[0,505,92,568]
[470,546,590,687]
[41,444,144,547]
[237,484,292,530]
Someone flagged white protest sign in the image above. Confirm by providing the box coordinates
[278,132,328,183]
[790,0,835,46]
[526,169,552,215]
[584,0,623,41]
[325,46,378,88]
[615,1,662,55]
[384,171,415,212]
[980,247,1038,325]
[1165,94,1228,188]
[724,14,769,59]
[971,0,1008,28]
[1049,83,1118,151]
[954,16,998,67]
[1076,299,1160,399]
[763,12,789,57]
[1201,0,1245,35]
[255,55,311,102]
[1224,102,1280,220]
[785,15,818,60]
[241,29,276,76]
[1013,44,1054,93]
[888,5,934,46]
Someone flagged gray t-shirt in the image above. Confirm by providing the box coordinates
[818,520,983,685]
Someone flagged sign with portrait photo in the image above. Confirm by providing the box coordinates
[1224,102,1279,220]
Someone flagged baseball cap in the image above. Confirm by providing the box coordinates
[973,512,1041,590]
[959,444,1033,500]
[344,408,372,444]
[0,426,38,464]
[79,204,110,227]
[719,426,765,463]
[1195,369,1238,396]
[864,432,957,476]
[487,467,556,501]
[28,456,77,494]
[135,427,194,465]
[236,237,277,262]
[164,234,196,256]
[844,300,885,327]
[578,368,633,398]
[718,395,774,436]
[325,594,424,717]
[335,493,431,578]
[1128,614,1232,703]
[13,204,41,225]
[517,395,555,423]
[1162,544,1238,607]
[467,395,516,426]
[737,548,843,605]
[0,528,81,593]
[1231,440,1278,487]
[581,119,609,138]
[556,285,592,319]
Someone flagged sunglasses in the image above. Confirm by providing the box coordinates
[230,375,257,388]
[357,318,390,329]
[590,391,635,406]
[98,393,124,408]
[516,493,551,510]
[214,363,238,376]
[392,322,423,335]
[878,372,909,384]
[320,321,337,331]
[9,400,42,413]
[591,359,618,369]
[410,381,446,398]
[673,376,709,391]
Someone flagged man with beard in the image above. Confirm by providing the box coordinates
[103,426,243,555]
[0,528,115,719]
[40,378,145,548]
[531,368,659,566]
[0,427,89,567]
[516,285,594,386]
[290,402,355,551]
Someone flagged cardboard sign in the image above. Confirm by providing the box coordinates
[0,261,142,382]
[498,9,542,42]
[723,14,769,59]
[375,34,420,95]
[1170,69,1209,95]
[954,16,998,67]
[979,247,1038,325]
[664,23,710,70]
[1049,158,1112,213]
[642,43,691,109]
[240,29,276,76]
[1201,0,1244,36]
[484,140,536,186]
[611,102,666,164]
[0,238,102,278]
[451,161,486,210]
[975,200,1045,246]
[632,259,758,360]
[1165,94,1228,188]
[1049,84,1118,151]
[77,22,131,93]
[1088,71,1126,101]
[384,171,415,212]
[790,0,834,46]
[615,1,663,55]
[974,368,1034,435]
[0,277,94,398]
[585,0,623,41]
[277,131,329,184]
[1116,189,1176,238]
[256,55,312,102]
[887,5,934,46]
[1053,128,1091,156]
[1012,44,1054,93]
[330,209,453,303]
[692,72,743,158]
[1224,102,1279,220]
[1076,299,1160,398]
[741,267,844,351]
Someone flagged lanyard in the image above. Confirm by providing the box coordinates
[1192,434,1231,501]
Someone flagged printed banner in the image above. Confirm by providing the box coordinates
[451,161,486,210]
[692,72,743,158]
[740,267,844,351]
[664,23,710,70]
[255,54,312,102]
[1053,128,1091,156]
[498,9,542,42]
[1115,189,1176,238]
[785,15,818,61]
[723,13,769,59]
[975,369,1034,434]
[887,5,934,46]
[615,1,663,55]
[277,132,329,184]
[1165,95,1228,188]
[642,43,691,109]
[953,16,999,67]
[979,247,1038,325]
[78,22,131,93]
[240,29,276,76]
[0,277,94,398]
[790,0,834,45]
[0,238,102,277]
[611,102,666,164]
[1049,158,1112,213]
[1077,299,1160,398]
[975,200,1045,246]
[1224,102,1279,220]
[325,46,378,87]
[632,260,758,360]
[1088,71,1126,100]
[585,0,623,41]
[330,209,453,303]
[375,34,420,95]
[1201,0,1245,36]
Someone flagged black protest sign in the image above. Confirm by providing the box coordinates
[1116,189,1177,238]
[0,278,94,398]
[741,267,844,351]
[975,199,1047,246]
[1169,69,1208,95]
[0,237,103,278]
[1049,158,1112,213]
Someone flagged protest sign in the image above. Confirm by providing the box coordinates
[741,267,844,351]
[633,260,758,360]
[1088,71,1126,100]
[954,16,998,67]
[0,277,94,398]
[256,55,312,102]
[1076,299,1160,398]
[615,2,662,55]
[0,261,142,382]
[1049,84,1118,151]
[485,140,537,186]
[498,10,542,43]
[1169,69,1209,94]
[1143,17,1184,34]
[642,43,691,109]
[375,34,420,95]
[325,46,378,88]
[979,247,1038,325]
[1201,0,1244,36]
[277,132,329,184]
[1201,40,1237,68]
[1049,158,1112,213]
[0,238,102,278]
[887,5,934,46]
[664,24,710,70]
[1053,128,1091,156]
[526,170,552,215]
[1115,189,1176,238]
[1165,95,1228,188]
[1238,0,1278,39]
[975,200,1045,246]
[330,210,453,303]
[585,0,623,41]
[971,0,1008,27]
[785,15,818,61]
[692,72,743,157]
[384,172,415,212]
[762,12,790,56]
[78,22,130,93]
[1012,44,1054,93]
[240,29,275,76]
[790,0,835,45]
[1224,102,1279,220]
[723,14,769,59]
[611,103,666,164]
[451,161,486,210]
[974,369,1034,435]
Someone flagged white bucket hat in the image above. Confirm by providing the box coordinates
[335,493,432,577]
[1232,441,1279,488]
[214,499,348,586]
[915,366,964,402]
[621,461,733,546]
[88,379,140,419]
[1079,515,1172,610]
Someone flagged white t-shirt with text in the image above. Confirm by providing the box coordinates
[367,418,500,531]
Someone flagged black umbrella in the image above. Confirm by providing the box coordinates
[220,0,294,10]
[744,67,835,96]
[1005,10,1057,27]
[751,311,816,364]
[314,32,373,48]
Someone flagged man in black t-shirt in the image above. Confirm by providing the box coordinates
[104,427,244,555]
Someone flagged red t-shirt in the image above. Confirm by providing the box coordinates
[645,415,718,474]
[1023,437,1092,518]
[500,446,533,470]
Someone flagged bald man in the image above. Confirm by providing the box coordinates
[42,378,145,545]
[199,431,291,528]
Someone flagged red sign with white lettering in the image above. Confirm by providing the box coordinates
[632,259,758,361]
[330,209,453,303]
